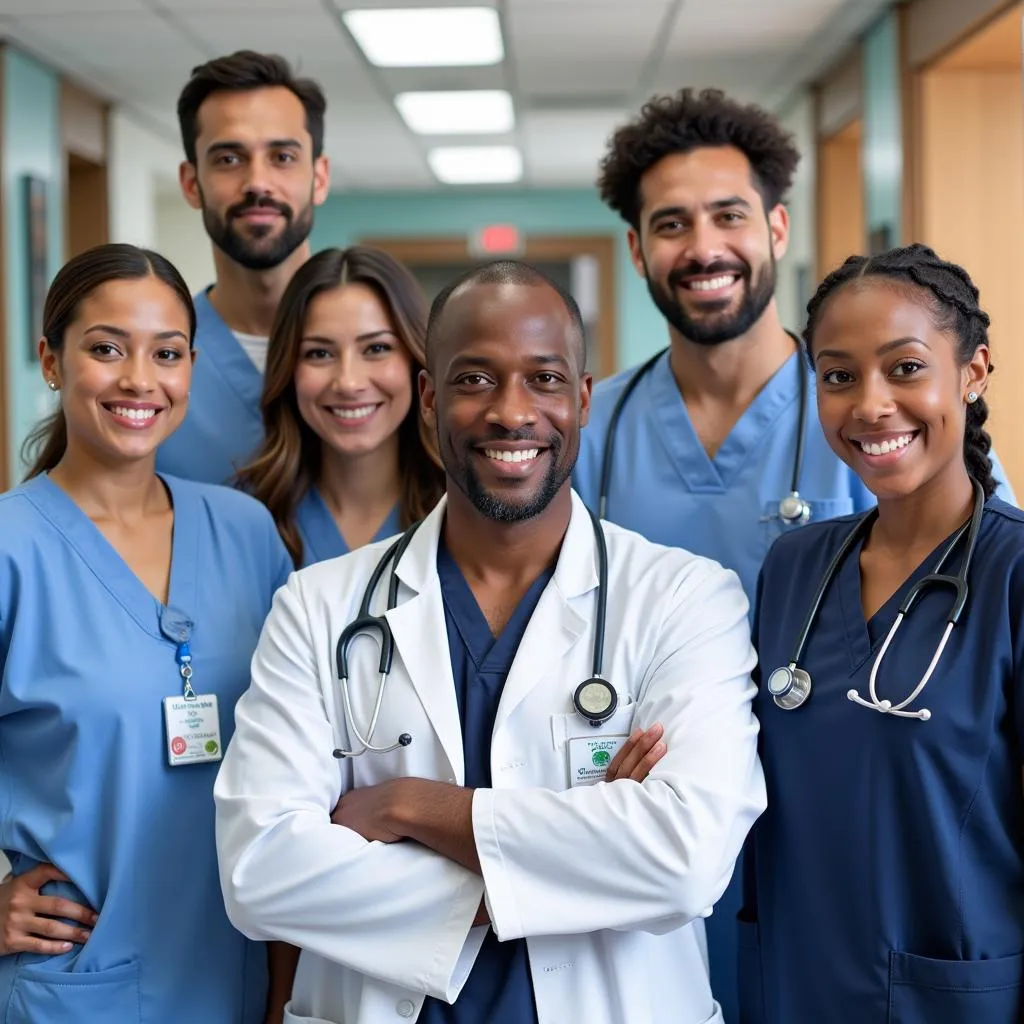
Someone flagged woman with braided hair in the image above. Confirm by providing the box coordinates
[739,244,1024,1023]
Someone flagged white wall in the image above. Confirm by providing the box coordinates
[154,189,215,295]
[775,90,816,335]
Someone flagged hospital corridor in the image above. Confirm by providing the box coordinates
[0,0,1023,1022]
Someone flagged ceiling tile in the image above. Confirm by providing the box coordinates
[522,108,624,185]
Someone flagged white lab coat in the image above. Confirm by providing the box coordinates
[214,491,766,1024]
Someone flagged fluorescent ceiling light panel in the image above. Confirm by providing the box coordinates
[343,7,504,67]
[428,146,523,184]
[396,90,514,134]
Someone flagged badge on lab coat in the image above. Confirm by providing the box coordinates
[568,734,627,787]
[163,694,223,766]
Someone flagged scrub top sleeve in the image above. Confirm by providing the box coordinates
[474,562,767,942]
[989,447,1018,507]
[213,576,485,1001]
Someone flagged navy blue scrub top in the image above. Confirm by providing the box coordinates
[417,541,553,1024]
[744,498,1024,1024]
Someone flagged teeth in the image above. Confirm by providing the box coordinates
[330,405,377,420]
[483,448,540,463]
[856,433,915,456]
[111,406,155,421]
[688,275,736,291]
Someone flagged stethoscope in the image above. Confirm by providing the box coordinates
[767,478,984,721]
[597,331,810,526]
[331,507,618,758]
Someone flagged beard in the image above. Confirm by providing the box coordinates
[200,187,314,271]
[644,248,777,346]
[443,427,574,523]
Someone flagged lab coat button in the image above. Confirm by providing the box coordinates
[396,999,416,1017]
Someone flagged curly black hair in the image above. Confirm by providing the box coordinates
[597,88,801,230]
[803,243,996,498]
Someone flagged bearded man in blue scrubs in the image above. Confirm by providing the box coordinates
[572,87,1014,1023]
[157,51,331,484]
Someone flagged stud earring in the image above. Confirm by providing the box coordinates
[47,379,58,392]
[967,391,979,404]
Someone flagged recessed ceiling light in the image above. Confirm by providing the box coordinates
[428,146,523,184]
[343,7,504,67]
[396,90,514,135]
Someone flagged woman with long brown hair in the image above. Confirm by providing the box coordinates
[238,245,444,567]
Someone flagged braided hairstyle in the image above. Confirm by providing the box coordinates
[803,243,996,498]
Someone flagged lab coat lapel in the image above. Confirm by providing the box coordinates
[492,492,596,736]
[386,498,466,783]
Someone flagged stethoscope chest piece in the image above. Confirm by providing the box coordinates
[767,664,812,710]
[778,492,811,525]
[574,678,618,727]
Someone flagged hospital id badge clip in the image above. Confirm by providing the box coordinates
[163,641,223,767]
[568,734,627,787]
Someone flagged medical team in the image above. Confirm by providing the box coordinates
[0,43,1021,1024]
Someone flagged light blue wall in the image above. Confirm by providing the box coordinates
[862,10,902,249]
[309,189,665,372]
[3,47,64,481]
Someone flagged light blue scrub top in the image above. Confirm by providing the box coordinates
[745,499,1024,1023]
[156,291,265,485]
[294,488,401,569]
[0,474,291,1024]
[572,348,1016,1024]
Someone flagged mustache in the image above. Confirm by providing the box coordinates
[228,196,292,221]
[464,427,557,447]
[667,260,748,288]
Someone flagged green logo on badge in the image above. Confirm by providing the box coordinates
[205,740,219,754]
[592,749,611,767]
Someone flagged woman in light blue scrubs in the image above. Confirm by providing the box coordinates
[237,246,444,568]
[743,244,1024,1023]
[0,244,291,1023]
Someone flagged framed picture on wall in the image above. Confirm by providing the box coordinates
[23,174,48,362]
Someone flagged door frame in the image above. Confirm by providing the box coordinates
[358,234,618,379]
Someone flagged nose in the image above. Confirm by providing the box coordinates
[330,350,368,395]
[851,373,897,424]
[242,152,274,198]
[681,215,727,267]
[485,378,537,430]
[119,352,154,394]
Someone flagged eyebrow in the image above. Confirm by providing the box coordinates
[84,324,188,342]
[205,138,303,155]
[647,196,752,228]
[447,352,571,373]
[814,336,930,361]
[302,329,398,345]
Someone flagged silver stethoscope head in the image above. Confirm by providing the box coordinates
[767,663,812,710]
[778,491,811,525]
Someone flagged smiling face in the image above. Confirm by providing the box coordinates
[293,282,414,461]
[179,86,330,271]
[811,279,989,501]
[41,275,194,467]
[420,281,592,523]
[628,146,788,345]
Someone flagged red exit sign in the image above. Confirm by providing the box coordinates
[469,224,524,256]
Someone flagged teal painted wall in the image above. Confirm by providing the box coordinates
[3,47,64,481]
[862,11,903,249]
[309,189,665,372]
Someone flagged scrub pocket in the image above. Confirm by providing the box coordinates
[736,913,765,1024]
[5,958,140,1024]
[761,497,854,549]
[888,950,1024,1024]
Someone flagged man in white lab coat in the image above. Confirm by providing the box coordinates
[214,260,766,1024]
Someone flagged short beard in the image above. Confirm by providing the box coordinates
[200,188,314,271]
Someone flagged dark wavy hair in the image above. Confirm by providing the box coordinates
[597,87,801,229]
[803,243,996,498]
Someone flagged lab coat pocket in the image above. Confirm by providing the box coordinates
[887,950,1024,1024]
[736,914,765,1024]
[282,1002,335,1024]
[5,958,140,1024]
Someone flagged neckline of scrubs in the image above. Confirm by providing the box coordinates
[24,472,199,643]
[836,506,991,670]
[649,347,805,492]
[194,289,264,416]
[297,486,401,565]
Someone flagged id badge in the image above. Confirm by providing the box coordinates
[568,734,627,787]
[163,694,223,766]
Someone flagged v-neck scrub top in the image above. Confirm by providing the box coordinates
[744,498,1024,1024]
[294,488,401,569]
[0,473,292,1024]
